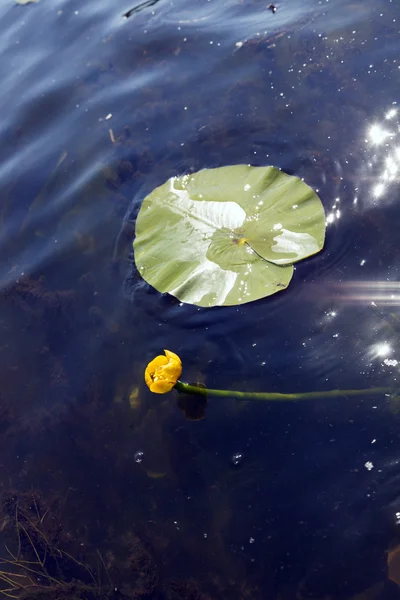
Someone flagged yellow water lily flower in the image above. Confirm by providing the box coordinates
[145,349,182,394]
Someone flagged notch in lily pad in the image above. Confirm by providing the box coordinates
[133,165,326,307]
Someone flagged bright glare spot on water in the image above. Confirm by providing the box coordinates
[386,108,397,119]
[368,124,393,145]
[371,342,392,358]
[373,182,386,197]
[385,155,398,177]
[326,212,335,224]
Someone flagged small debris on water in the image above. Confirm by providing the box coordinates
[105,113,112,120]
[365,461,374,471]
[231,453,243,466]
[134,450,144,463]
[384,358,398,367]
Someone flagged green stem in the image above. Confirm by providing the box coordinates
[174,381,393,402]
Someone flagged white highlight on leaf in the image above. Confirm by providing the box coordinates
[169,262,237,306]
[271,228,319,264]
[169,178,246,231]
[164,178,244,304]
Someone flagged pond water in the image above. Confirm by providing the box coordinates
[1,0,400,597]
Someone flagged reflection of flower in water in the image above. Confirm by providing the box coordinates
[364,104,400,201]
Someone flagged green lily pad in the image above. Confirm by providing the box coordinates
[133,165,325,307]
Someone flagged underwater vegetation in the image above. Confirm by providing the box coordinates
[0,491,214,600]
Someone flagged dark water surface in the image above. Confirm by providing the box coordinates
[1,0,400,598]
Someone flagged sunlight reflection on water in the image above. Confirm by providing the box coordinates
[362,103,400,203]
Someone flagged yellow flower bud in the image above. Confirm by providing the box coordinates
[144,349,182,394]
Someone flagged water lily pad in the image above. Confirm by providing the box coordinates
[133,165,325,307]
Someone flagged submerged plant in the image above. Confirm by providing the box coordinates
[134,165,326,307]
[0,491,99,599]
